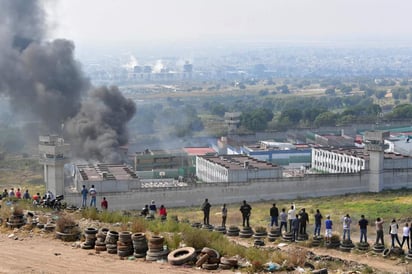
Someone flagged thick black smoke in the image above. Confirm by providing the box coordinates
[0,0,136,163]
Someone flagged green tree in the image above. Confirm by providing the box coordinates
[314,112,337,127]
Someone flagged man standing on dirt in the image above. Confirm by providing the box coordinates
[358,215,368,243]
[89,185,97,208]
[240,200,252,227]
[343,214,352,241]
[81,185,88,208]
[299,208,309,235]
[201,198,211,225]
[279,208,288,233]
[375,217,384,245]
[325,215,333,242]
[287,203,296,232]
[291,214,300,242]
[221,203,227,227]
[314,209,323,237]
[270,203,279,227]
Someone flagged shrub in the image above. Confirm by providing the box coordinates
[56,215,77,233]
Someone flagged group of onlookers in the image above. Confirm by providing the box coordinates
[201,198,253,228]
[0,188,31,200]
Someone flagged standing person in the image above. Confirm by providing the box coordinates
[159,205,167,220]
[15,188,22,199]
[149,200,157,217]
[358,215,369,243]
[287,203,296,232]
[270,203,279,227]
[375,217,384,245]
[221,204,228,227]
[2,189,8,198]
[101,197,108,210]
[239,200,252,227]
[140,205,149,216]
[314,209,323,237]
[325,215,333,242]
[23,189,30,200]
[401,223,410,250]
[291,214,300,242]
[342,214,352,241]
[89,185,97,208]
[299,208,309,235]
[389,219,401,248]
[81,185,88,208]
[201,198,211,225]
[9,188,15,197]
[279,208,288,233]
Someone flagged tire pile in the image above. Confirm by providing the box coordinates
[82,228,98,249]
[339,239,355,252]
[213,226,226,234]
[117,231,134,258]
[296,233,308,242]
[311,236,323,247]
[226,226,240,237]
[253,229,267,247]
[325,237,340,248]
[268,228,281,242]
[282,232,294,242]
[201,224,214,231]
[195,247,220,270]
[6,213,26,228]
[191,222,202,228]
[105,230,119,254]
[356,242,369,252]
[146,236,169,261]
[372,243,385,254]
[239,227,254,238]
[95,228,108,252]
[405,249,412,261]
[219,256,238,270]
[132,233,148,258]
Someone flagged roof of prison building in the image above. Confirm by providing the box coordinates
[135,148,185,156]
[76,163,137,181]
[314,147,411,160]
[198,155,280,170]
[244,142,311,152]
[183,147,217,156]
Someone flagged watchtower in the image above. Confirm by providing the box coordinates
[364,131,389,192]
[38,135,70,196]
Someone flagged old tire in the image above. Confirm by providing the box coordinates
[167,247,196,265]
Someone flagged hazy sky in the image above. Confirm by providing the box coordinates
[50,0,412,47]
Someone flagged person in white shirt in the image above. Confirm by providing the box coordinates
[287,203,295,232]
[401,223,410,250]
[342,214,352,241]
[390,219,401,248]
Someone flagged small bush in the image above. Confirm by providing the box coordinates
[56,215,77,233]
[130,218,147,233]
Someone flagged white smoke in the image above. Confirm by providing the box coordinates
[153,59,164,73]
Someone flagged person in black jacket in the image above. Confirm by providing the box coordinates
[201,198,211,225]
[270,203,279,227]
[240,200,252,227]
[299,208,309,235]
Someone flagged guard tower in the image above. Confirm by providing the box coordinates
[224,112,241,134]
[364,131,389,192]
[38,135,70,196]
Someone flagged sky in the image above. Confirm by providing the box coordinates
[49,0,412,49]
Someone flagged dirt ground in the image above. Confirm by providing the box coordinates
[0,230,410,274]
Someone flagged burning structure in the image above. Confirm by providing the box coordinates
[0,0,136,164]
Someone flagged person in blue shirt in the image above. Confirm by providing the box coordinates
[325,215,333,242]
[81,185,88,208]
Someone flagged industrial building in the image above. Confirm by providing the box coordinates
[196,155,282,183]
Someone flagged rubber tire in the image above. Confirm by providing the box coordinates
[195,253,209,267]
[167,247,196,265]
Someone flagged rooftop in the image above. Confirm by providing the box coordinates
[198,155,279,170]
[183,147,217,156]
[77,164,137,181]
[315,147,411,160]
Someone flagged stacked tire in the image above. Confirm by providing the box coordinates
[372,243,385,254]
[326,236,340,249]
[356,242,369,252]
[168,247,196,266]
[405,249,412,261]
[195,247,220,270]
[311,236,323,247]
[268,228,281,242]
[201,224,214,231]
[239,227,254,238]
[253,229,267,240]
[339,239,355,252]
[146,236,169,261]
[282,232,294,242]
[296,233,308,242]
[105,231,119,254]
[214,226,226,234]
[191,222,202,229]
[132,233,148,258]
[219,256,238,270]
[118,231,134,258]
[95,228,108,252]
[82,228,98,249]
[226,226,240,237]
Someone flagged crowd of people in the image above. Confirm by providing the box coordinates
[0,188,31,200]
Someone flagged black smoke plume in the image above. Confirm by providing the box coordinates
[0,0,136,163]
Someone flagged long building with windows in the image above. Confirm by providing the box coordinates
[196,155,282,183]
[312,148,366,173]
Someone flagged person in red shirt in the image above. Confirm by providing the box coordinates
[101,197,108,210]
[15,188,22,199]
[159,204,167,221]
